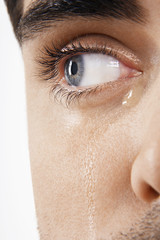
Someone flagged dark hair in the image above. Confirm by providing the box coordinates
[4,0,23,39]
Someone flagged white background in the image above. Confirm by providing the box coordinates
[0,1,39,239]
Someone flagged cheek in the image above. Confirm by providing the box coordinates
[24,40,148,237]
[26,63,145,237]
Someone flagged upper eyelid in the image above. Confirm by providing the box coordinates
[37,33,142,76]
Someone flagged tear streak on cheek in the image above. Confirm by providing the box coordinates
[81,146,97,240]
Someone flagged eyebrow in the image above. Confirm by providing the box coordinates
[17,0,147,43]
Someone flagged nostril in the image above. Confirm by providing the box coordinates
[143,185,160,203]
[131,148,160,203]
[148,186,159,200]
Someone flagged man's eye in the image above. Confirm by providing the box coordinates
[64,54,135,88]
[38,36,143,108]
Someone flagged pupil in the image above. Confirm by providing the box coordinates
[71,61,78,76]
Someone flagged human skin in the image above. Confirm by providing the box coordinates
[21,0,160,239]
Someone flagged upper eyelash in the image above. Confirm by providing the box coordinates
[37,41,116,81]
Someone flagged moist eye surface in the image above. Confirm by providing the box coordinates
[64,53,121,88]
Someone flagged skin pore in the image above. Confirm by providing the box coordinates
[21,0,160,239]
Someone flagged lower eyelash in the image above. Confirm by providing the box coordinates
[50,82,101,107]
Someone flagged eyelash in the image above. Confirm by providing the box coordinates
[37,41,129,107]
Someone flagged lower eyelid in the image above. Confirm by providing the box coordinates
[49,73,143,109]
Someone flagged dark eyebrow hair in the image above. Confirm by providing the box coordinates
[17,0,147,44]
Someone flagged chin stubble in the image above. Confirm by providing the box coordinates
[113,200,160,240]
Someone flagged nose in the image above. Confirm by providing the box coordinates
[131,98,160,203]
